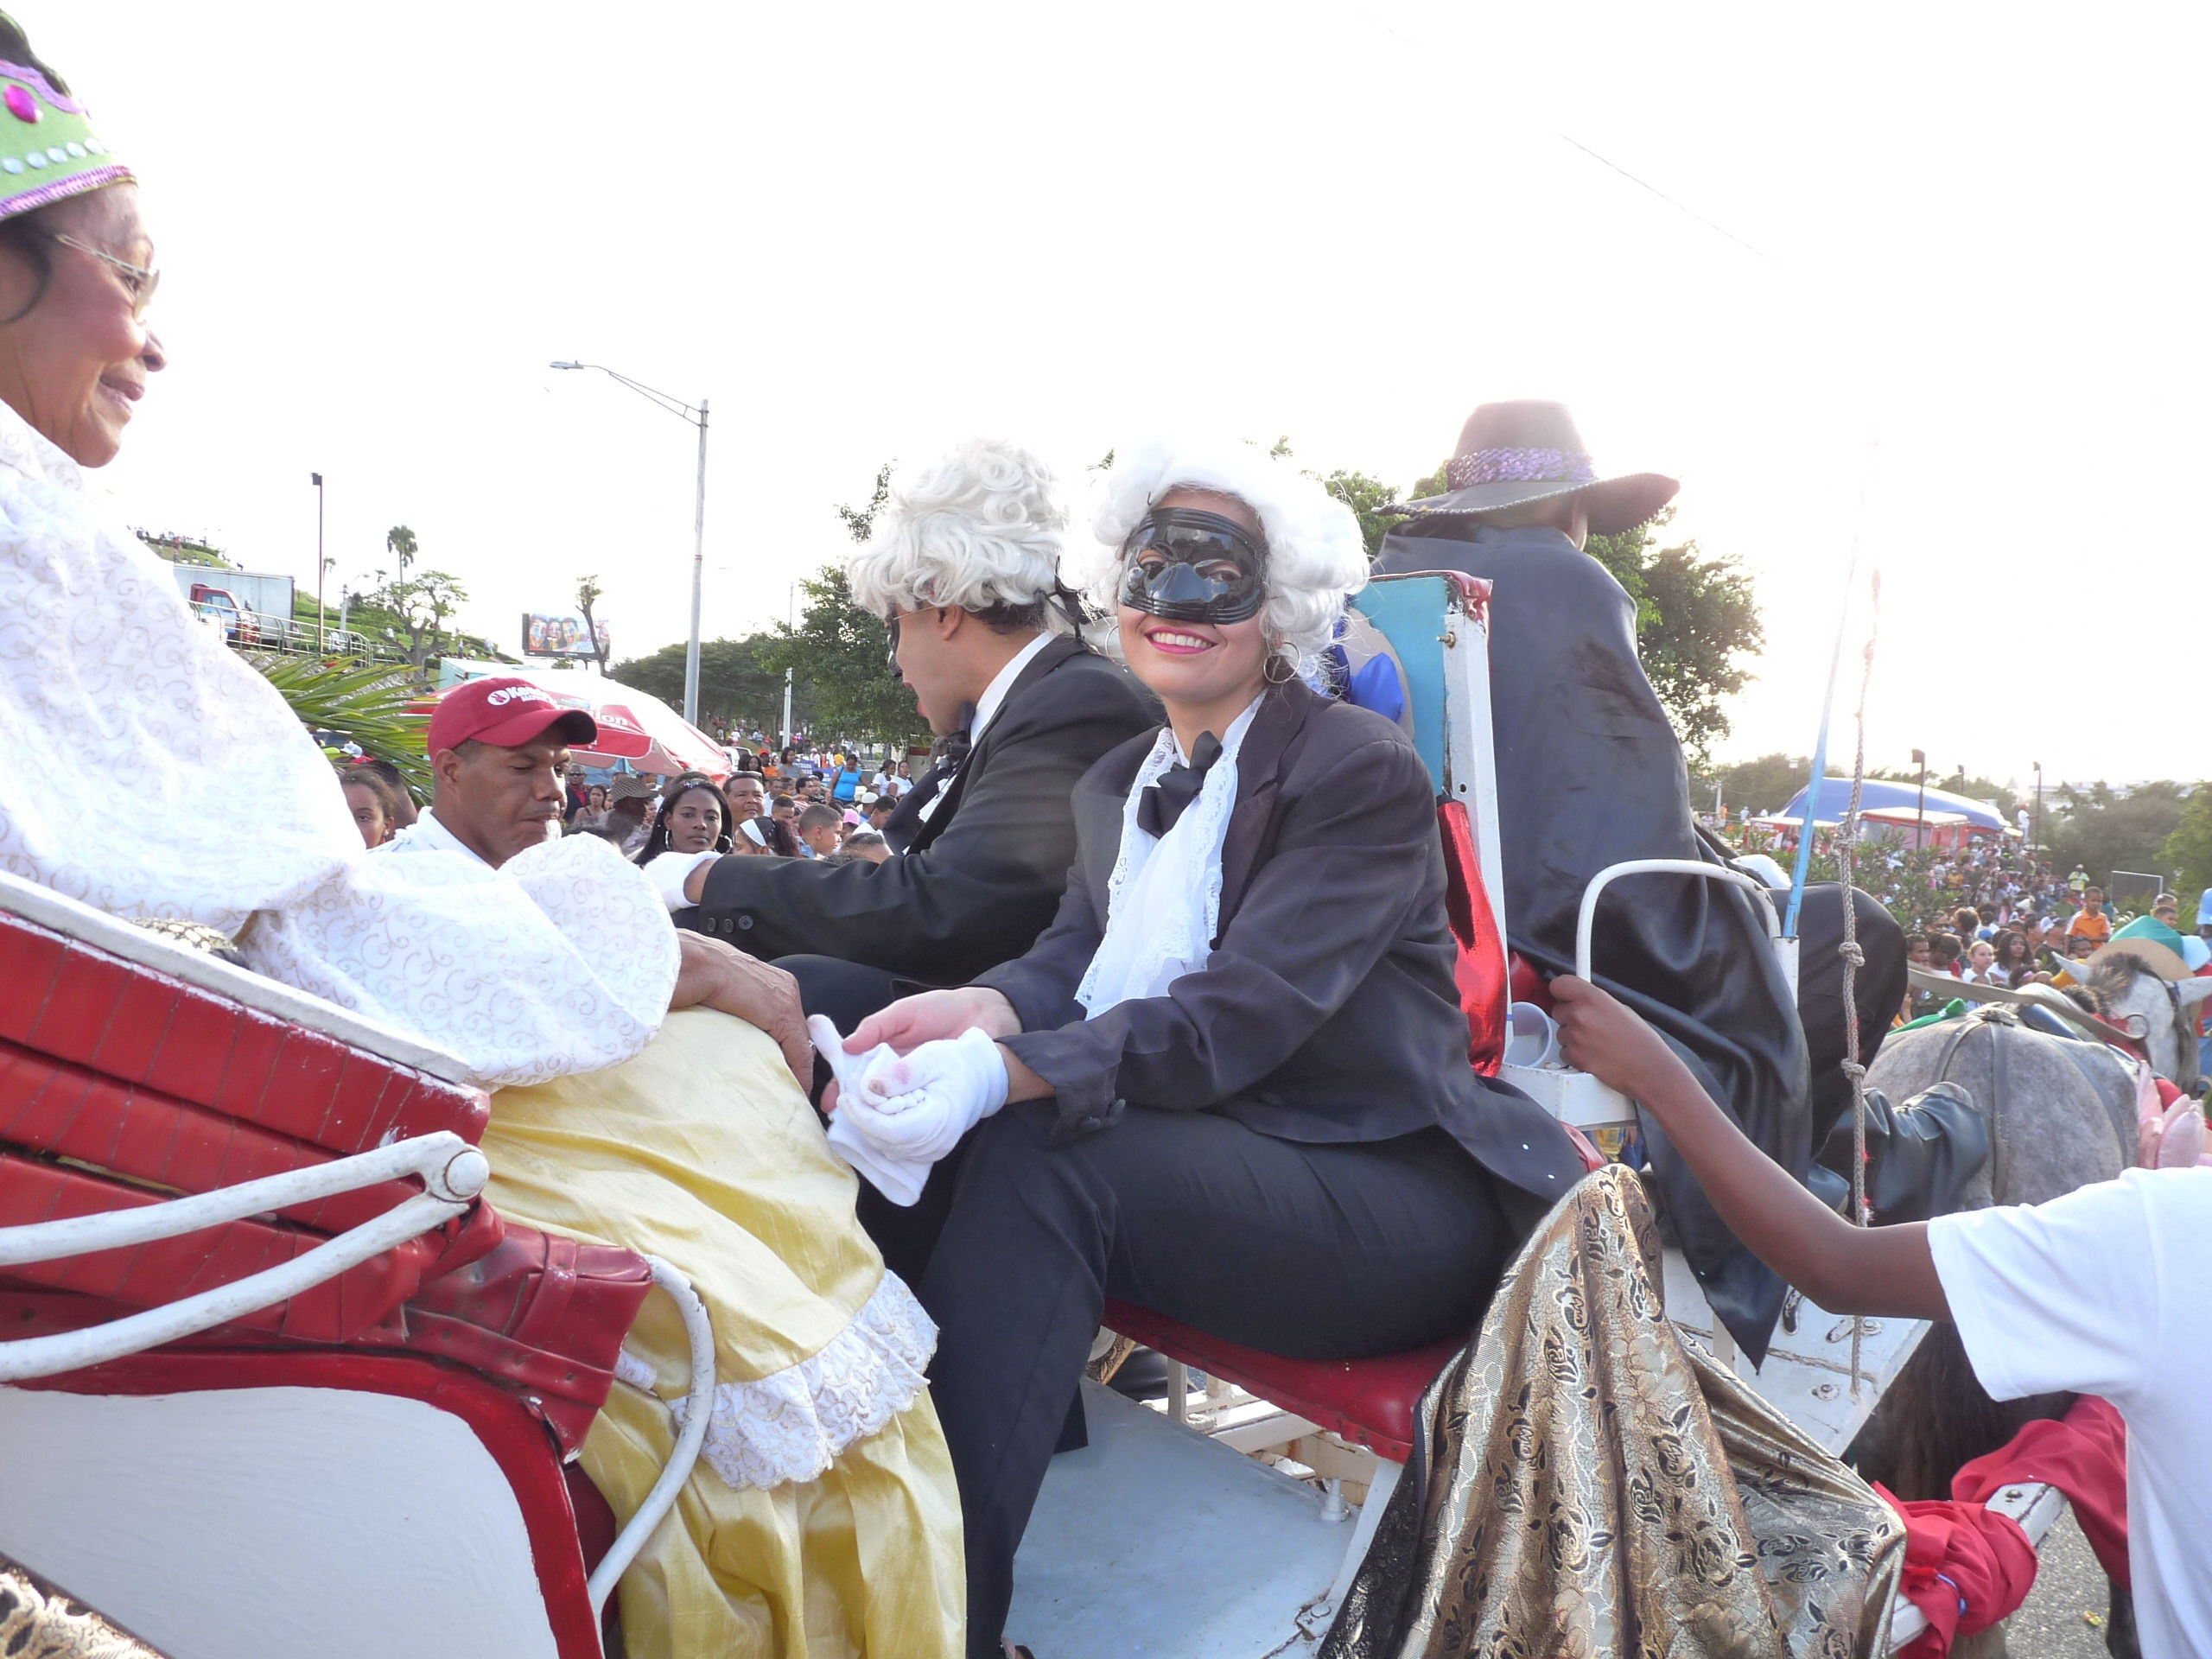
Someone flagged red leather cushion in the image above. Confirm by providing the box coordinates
[0,1154,439,1343]
[0,1036,423,1236]
[1103,1299,1458,1464]
[0,909,489,1158]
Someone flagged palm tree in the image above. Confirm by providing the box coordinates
[250,654,431,801]
[385,524,418,575]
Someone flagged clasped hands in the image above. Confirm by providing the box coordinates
[817,988,1034,1177]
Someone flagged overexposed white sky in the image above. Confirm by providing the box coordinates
[52,1,2212,791]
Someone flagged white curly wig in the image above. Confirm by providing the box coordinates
[846,438,1070,627]
[1088,438,1368,671]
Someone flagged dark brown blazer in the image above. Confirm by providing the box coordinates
[683,636,1159,982]
[976,677,1586,1211]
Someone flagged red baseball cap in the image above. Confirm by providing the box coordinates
[427,677,599,755]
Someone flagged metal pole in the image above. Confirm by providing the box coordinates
[2031,761,2043,856]
[781,668,793,750]
[1912,748,1926,850]
[685,398,707,727]
[312,473,325,654]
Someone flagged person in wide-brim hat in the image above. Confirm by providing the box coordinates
[1372,398,1818,1363]
[1388,398,1677,537]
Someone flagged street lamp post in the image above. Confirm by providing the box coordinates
[1911,747,1927,850]
[2031,760,2043,857]
[550,361,709,726]
[310,472,325,654]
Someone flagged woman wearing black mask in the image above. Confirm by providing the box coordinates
[819,439,1585,1657]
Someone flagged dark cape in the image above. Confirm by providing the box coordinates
[1375,522,1808,1360]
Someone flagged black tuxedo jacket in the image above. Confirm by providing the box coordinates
[975,678,1586,1212]
[683,635,1159,982]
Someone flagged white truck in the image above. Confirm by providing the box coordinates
[166,565,296,649]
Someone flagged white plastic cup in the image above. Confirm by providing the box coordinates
[1503,1001,1561,1069]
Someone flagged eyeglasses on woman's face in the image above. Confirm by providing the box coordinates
[51,232,157,320]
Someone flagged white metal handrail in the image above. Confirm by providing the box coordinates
[588,1256,716,1616]
[0,1131,486,1382]
[1575,858,1786,986]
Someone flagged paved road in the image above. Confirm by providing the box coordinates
[2005,1510,2116,1656]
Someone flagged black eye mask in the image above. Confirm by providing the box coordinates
[1118,508,1268,624]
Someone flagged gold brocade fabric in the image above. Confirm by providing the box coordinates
[484,1008,964,1659]
[1322,1166,1903,1659]
[0,1557,170,1658]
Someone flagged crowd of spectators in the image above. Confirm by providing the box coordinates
[1726,820,2212,1022]
[337,736,910,868]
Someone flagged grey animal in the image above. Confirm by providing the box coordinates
[1849,955,2209,1655]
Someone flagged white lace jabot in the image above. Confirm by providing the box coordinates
[1075,696,1262,1018]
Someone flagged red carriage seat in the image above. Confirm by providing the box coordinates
[0,869,668,1658]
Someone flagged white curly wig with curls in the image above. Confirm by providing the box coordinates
[846,438,1071,629]
[1087,438,1369,673]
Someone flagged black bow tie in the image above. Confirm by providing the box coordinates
[1138,732,1224,838]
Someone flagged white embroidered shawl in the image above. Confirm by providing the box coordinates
[0,404,673,1086]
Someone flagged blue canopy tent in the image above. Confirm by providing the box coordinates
[1774,778,2011,834]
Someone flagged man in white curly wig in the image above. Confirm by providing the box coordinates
[670,437,1158,1034]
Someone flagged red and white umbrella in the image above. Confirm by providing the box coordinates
[434,670,728,779]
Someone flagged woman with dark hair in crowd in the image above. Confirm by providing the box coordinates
[566,781,609,833]
[340,766,404,849]
[1990,928,2035,988]
[632,774,729,863]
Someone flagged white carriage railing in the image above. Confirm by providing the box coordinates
[0,1128,715,1623]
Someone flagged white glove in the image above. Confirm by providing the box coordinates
[808,1014,929,1206]
[643,849,719,913]
[842,1027,1012,1165]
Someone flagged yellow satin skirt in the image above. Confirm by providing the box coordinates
[482,1007,965,1658]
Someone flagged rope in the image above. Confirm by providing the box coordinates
[1833,574,1880,1395]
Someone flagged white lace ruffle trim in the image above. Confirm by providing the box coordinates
[613,1269,938,1491]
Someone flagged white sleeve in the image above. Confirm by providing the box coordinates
[1928,1173,2160,1405]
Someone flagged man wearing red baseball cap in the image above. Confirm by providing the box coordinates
[389,675,815,1084]
[404,677,600,868]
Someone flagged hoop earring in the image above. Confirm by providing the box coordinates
[1262,649,1296,686]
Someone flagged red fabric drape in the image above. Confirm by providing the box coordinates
[1952,1395,2129,1587]
[1880,1394,2131,1656]
[1879,1484,2036,1657]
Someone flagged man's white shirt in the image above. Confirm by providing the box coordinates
[1929,1167,2212,1658]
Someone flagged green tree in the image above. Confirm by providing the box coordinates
[2047,779,2190,890]
[385,524,417,575]
[1697,752,1813,818]
[1315,467,1401,561]
[747,462,931,746]
[759,569,929,745]
[365,569,469,670]
[1584,508,1763,768]
[613,634,817,731]
[2160,783,2212,909]
[575,573,612,672]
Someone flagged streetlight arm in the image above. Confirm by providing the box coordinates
[550,361,701,425]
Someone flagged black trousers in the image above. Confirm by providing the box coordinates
[861,1102,1514,1657]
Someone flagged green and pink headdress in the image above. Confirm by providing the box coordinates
[0,13,129,220]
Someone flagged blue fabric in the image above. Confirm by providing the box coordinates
[833,768,861,803]
[1343,652,1407,727]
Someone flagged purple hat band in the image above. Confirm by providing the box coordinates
[1446,447,1597,492]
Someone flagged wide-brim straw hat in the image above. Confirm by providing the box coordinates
[2088,935,2195,985]
[1388,400,1678,536]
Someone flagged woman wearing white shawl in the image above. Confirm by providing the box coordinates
[0,20,958,1656]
